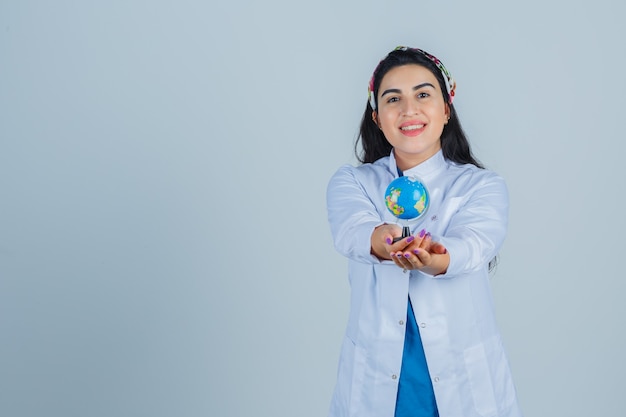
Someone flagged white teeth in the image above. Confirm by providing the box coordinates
[401,124,424,131]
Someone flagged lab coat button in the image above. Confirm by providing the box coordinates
[433,377,440,383]
[420,323,426,328]
[392,374,398,380]
[399,320,405,325]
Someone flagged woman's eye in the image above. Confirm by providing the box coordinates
[417,92,430,99]
[387,97,399,103]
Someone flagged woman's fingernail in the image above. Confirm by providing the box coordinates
[390,252,395,257]
[396,253,403,258]
[413,249,420,255]
[386,237,393,245]
[425,232,431,239]
[404,253,411,258]
[406,236,415,243]
[419,229,426,238]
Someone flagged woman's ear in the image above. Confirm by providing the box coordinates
[372,111,381,129]
[444,104,451,124]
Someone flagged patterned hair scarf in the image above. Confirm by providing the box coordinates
[368,46,456,110]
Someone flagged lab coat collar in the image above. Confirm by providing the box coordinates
[388,150,447,180]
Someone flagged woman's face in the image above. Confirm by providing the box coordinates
[374,64,450,171]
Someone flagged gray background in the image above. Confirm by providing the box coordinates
[1,1,624,416]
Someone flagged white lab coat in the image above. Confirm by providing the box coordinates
[326,150,523,417]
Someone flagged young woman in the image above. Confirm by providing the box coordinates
[326,47,523,417]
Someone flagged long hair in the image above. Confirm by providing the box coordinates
[355,48,483,169]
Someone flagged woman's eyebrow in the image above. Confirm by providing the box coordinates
[412,82,435,91]
[381,83,435,97]
[380,88,401,98]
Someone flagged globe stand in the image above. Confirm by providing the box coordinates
[392,225,412,243]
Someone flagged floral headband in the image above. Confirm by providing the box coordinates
[367,46,456,110]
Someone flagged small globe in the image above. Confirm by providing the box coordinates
[384,176,430,221]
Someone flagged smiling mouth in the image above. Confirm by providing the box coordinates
[400,124,424,131]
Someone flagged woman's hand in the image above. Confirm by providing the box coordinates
[371,223,404,260]
[371,225,450,276]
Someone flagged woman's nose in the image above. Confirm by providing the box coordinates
[402,100,419,115]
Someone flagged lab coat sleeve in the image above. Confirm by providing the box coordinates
[437,171,509,277]
[326,164,385,264]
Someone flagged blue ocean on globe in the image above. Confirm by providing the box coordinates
[384,176,430,220]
